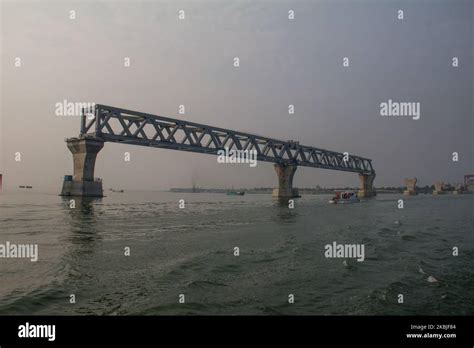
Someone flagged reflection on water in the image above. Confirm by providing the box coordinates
[61,196,102,244]
[272,199,299,223]
[0,191,473,315]
[62,196,100,219]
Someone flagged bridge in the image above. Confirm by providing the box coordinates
[60,104,376,199]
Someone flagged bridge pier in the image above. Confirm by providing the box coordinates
[433,181,444,195]
[272,164,300,199]
[452,183,463,194]
[60,137,104,197]
[357,173,376,198]
[403,177,418,196]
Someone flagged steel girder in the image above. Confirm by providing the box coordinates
[80,104,374,174]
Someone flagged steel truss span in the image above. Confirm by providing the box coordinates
[81,104,374,174]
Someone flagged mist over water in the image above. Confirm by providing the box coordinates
[1,191,473,315]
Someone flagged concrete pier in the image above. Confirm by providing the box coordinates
[60,136,104,197]
[357,173,376,198]
[452,183,463,195]
[272,164,300,199]
[403,177,418,196]
[433,181,444,195]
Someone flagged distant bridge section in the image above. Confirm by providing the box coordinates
[61,104,376,198]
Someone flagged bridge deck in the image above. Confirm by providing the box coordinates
[80,104,374,174]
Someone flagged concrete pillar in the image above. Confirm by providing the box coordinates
[452,183,463,195]
[357,173,376,198]
[60,137,104,197]
[403,177,418,195]
[433,181,444,195]
[272,164,300,199]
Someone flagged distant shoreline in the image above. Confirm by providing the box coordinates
[170,187,406,194]
[169,186,473,195]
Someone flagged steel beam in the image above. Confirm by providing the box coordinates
[79,104,375,175]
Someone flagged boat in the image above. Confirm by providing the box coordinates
[329,191,359,204]
[227,191,245,196]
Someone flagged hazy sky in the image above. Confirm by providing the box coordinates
[1,0,473,191]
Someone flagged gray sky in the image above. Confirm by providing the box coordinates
[1,0,473,191]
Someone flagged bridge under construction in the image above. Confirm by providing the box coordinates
[60,104,376,199]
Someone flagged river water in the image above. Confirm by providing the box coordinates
[0,191,473,315]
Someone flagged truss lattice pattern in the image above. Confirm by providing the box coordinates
[80,104,374,174]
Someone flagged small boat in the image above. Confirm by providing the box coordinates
[329,191,359,204]
[227,191,245,196]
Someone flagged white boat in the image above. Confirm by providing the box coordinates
[329,191,359,204]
